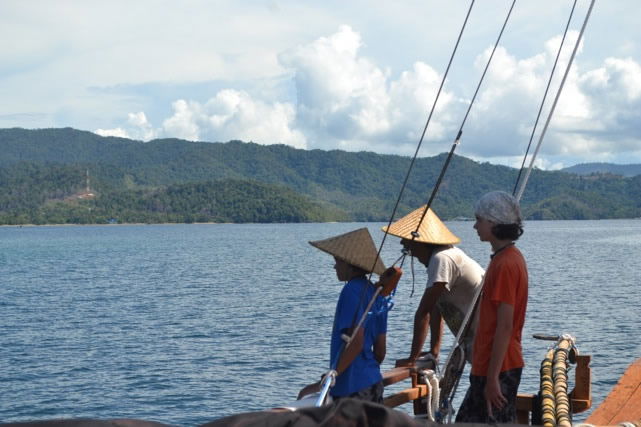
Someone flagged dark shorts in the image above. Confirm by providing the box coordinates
[455,367,522,424]
[333,381,384,404]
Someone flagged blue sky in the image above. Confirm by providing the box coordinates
[1,0,639,169]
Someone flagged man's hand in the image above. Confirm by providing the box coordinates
[484,376,507,418]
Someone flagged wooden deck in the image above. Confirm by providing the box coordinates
[586,357,641,426]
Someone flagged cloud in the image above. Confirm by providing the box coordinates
[458,31,641,166]
[3,1,641,168]
[94,127,128,139]
[98,91,306,148]
[159,92,307,148]
[95,112,156,141]
[98,25,455,155]
[279,25,456,154]
[94,25,641,167]
[279,25,391,149]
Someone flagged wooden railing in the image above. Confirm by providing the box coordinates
[380,354,592,424]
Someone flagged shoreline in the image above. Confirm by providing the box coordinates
[2,217,639,228]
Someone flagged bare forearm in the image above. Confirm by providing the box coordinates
[410,311,430,360]
[487,304,514,380]
[429,307,443,356]
[337,328,364,374]
[409,284,446,360]
[374,334,386,364]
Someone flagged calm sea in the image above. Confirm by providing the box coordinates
[1,220,640,425]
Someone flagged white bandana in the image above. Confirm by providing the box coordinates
[475,191,522,225]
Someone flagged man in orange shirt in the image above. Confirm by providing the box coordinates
[456,191,528,424]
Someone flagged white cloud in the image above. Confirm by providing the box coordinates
[389,61,455,143]
[98,25,456,155]
[161,100,202,142]
[4,1,641,167]
[95,112,156,141]
[456,30,641,166]
[94,127,129,139]
[157,91,307,148]
[279,25,455,154]
[280,26,390,146]
[95,91,307,148]
[89,20,641,168]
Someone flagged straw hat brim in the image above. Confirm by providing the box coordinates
[309,227,386,276]
[382,206,460,245]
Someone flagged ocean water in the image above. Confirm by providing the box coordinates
[1,220,640,425]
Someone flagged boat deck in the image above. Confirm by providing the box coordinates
[586,357,641,425]
[380,353,593,424]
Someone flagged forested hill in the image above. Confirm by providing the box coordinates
[561,162,641,177]
[0,127,640,224]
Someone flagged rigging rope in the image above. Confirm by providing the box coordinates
[412,0,518,247]
[328,1,478,406]
[514,0,596,201]
[439,0,596,418]
[318,1,479,407]
[427,0,520,420]
[512,0,579,197]
[312,0,595,414]
[367,0,476,277]
[330,5,475,398]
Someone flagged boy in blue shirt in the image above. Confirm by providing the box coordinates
[297,227,389,403]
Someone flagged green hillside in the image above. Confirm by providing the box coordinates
[0,127,639,224]
[562,162,641,177]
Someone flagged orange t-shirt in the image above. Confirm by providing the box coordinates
[471,245,528,376]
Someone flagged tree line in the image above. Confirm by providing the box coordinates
[0,128,639,224]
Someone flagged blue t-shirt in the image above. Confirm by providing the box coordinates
[329,277,388,397]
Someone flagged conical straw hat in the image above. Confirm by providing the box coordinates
[309,227,386,276]
[382,205,460,245]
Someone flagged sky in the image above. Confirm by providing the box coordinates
[1,0,640,169]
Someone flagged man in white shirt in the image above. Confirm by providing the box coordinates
[383,205,484,365]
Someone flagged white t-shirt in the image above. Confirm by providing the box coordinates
[427,246,484,361]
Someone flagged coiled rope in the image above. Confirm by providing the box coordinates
[540,347,556,426]
[540,335,576,427]
[421,369,441,422]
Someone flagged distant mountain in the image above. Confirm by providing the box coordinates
[562,162,641,177]
[0,127,640,224]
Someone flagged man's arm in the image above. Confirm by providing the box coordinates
[408,282,447,363]
[484,302,514,416]
[429,305,444,357]
[374,333,386,364]
[335,326,365,374]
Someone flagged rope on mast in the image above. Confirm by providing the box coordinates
[433,1,520,421]
[515,0,596,202]
[413,0,518,242]
[330,0,477,406]
[368,0,476,277]
[513,0,579,197]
